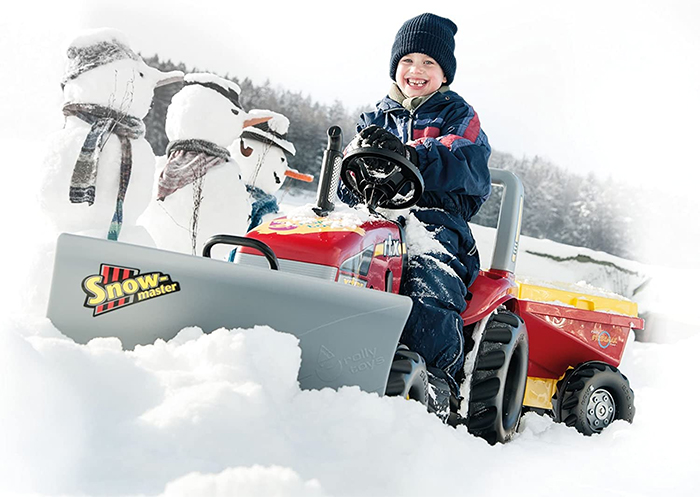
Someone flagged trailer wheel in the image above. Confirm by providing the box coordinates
[467,310,529,444]
[384,346,429,406]
[552,361,635,435]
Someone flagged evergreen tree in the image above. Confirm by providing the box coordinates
[140,53,648,260]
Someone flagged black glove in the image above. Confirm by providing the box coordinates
[357,125,419,166]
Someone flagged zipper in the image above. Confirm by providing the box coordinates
[385,106,410,142]
[408,91,441,142]
[385,90,443,142]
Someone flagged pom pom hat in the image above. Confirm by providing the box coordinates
[389,13,458,86]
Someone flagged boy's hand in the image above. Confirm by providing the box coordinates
[359,125,404,154]
[358,125,419,165]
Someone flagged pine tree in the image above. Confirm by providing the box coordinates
[139,53,649,259]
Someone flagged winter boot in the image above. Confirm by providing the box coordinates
[427,367,460,423]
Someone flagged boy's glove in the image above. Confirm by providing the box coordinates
[358,125,419,166]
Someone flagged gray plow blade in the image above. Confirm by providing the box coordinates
[47,234,412,395]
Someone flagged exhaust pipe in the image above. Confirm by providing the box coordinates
[313,126,343,216]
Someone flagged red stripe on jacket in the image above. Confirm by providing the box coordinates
[412,126,441,140]
[412,133,473,151]
[463,112,481,143]
[410,112,482,150]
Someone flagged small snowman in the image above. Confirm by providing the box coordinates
[140,73,263,256]
[231,109,313,230]
[40,28,184,245]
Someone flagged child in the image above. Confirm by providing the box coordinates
[340,13,492,416]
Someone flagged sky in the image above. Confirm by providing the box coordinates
[3,0,699,189]
[71,0,700,191]
[0,0,698,268]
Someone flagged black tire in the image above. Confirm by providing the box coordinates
[467,310,529,445]
[384,346,429,405]
[552,361,635,435]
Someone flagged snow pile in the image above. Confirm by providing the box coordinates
[2,181,697,496]
[2,310,699,496]
[473,223,649,298]
[282,202,375,230]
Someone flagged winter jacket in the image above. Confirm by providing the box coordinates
[357,89,491,221]
[341,89,491,386]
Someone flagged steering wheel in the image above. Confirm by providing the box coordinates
[340,146,424,210]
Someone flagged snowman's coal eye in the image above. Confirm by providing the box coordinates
[231,108,239,115]
[280,157,285,162]
[139,72,144,77]
[274,172,281,184]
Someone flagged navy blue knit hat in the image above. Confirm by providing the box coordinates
[390,13,458,85]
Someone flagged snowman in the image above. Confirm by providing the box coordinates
[231,109,313,231]
[40,28,184,245]
[139,73,262,256]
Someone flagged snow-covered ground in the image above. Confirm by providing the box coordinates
[2,178,698,496]
[2,15,699,497]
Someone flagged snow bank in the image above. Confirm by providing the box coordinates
[3,311,699,496]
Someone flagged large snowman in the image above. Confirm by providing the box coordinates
[231,109,313,231]
[140,73,260,256]
[40,28,183,244]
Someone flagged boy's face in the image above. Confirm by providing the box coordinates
[395,53,447,98]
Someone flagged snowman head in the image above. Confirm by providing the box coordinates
[234,110,313,194]
[165,73,253,147]
[61,28,183,119]
[237,138,290,194]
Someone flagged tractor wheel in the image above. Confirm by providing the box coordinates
[384,346,429,406]
[467,310,529,445]
[552,361,635,435]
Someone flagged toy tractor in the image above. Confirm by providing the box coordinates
[47,126,643,444]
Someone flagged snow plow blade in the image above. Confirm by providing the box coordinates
[47,233,413,395]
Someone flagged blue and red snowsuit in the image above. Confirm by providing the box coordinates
[351,89,491,390]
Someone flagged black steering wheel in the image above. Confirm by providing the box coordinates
[340,146,424,210]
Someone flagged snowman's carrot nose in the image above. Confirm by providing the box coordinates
[284,170,314,182]
[243,116,273,128]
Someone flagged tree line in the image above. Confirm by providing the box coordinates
[142,54,364,190]
[142,54,646,261]
[471,151,646,260]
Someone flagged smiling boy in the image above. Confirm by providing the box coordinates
[395,52,446,97]
[341,13,492,421]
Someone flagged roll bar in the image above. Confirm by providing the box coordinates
[489,168,524,274]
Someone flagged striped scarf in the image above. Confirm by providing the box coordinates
[246,185,279,232]
[63,103,145,241]
[157,139,231,200]
[158,140,232,255]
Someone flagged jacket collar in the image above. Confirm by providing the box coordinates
[378,83,453,113]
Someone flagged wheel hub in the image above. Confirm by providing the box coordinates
[586,388,616,432]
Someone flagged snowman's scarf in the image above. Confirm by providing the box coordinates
[157,139,231,200]
[246,185,279,231]
[228,185,279,262]
[158,140,232,254]
[63,103,145,241]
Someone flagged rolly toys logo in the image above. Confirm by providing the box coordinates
[81,263,181,316]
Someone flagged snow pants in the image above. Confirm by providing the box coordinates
[399,208,480,393]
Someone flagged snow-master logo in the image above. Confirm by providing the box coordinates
[81,263,181,316]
